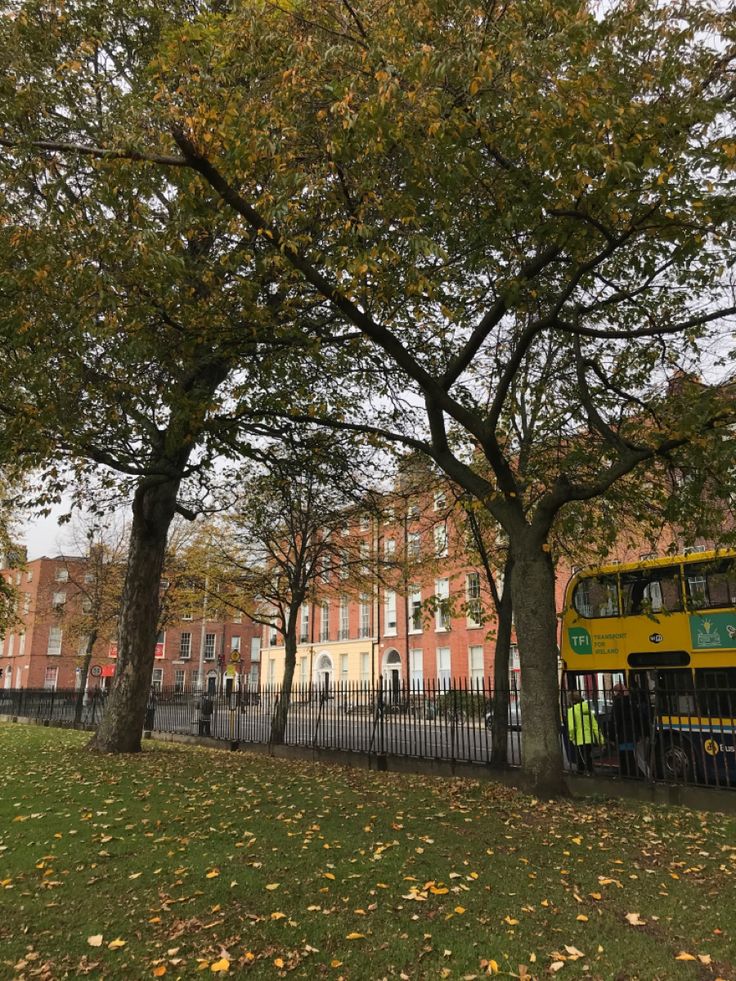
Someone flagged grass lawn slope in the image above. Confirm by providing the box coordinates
[1,725,736,979]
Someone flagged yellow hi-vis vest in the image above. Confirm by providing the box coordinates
[567,700,603,747]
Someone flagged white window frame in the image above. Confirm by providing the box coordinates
[359,596,371,638]
[469,645,484,684]
[433,490,446,512]
[320,600,330,642]
[410,648,423,688]
[179,632,192,659]
[436,647,451,685]
[339,596,349,640]
[47,626,62,656]
[204,633,216,661]
[435,579,450,631]
[433,522,448,558]
[52,591,66,608]
[409,586,422,634]
[466,572,482,626]
[55,567,69,582]
[360,651,370,683]
[300,603,310,643]
[43,665,59,691]
[408,532,421,559]
[384,590,397,635]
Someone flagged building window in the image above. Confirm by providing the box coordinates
[300,604,310,643]
[299,656,308,685]
[384,538,396,559]
[231,635,241,653]
[52,591,66,608]
[384,590,397,635]
[339,550,350,580]
[174,669,186,693]
[360,513,371,531]
[469,645,484,684]
[383,506,395,524]
[407,502,420,521]
[268,624,278,646]
[437,647,451,685]
[410,649,423,688]
[204,633,216,661]
[43,665,59,691]
[84,571,95,583]
[321,555,331,584]
[55,567,69,582]
[409,587,423,633]
[359,596,371,638]
[433,490,446,511]
[179,632,192,659]
[151,668,163,692]
[182,610,193,621]
[434,523,448,558]
[360,651,370,683]
[408,532,421,559]
[340,653,349,684]
[268,658,276,684]
[47,626,62,656]
[7,634,14,657]
[435,579,450,631]
[82,597,93,613]
[26,569,33,583]
[320,601,330,642]
[339,596,349,640]
[18,633,25,659]
[233,611,243,624]
[23,593,31,615]
[509,644,520,690]
[466,573,482,626]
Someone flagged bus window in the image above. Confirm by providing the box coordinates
[621,567,683,615]
[654,668,695,716]
[695,668,736,719]
[685,559,736,611]
[573,575,619,619]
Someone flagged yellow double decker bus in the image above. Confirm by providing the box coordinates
[560,549,736,785]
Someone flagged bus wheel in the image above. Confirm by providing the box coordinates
[657,738,697,783]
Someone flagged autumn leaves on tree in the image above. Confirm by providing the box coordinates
[1,0,735,792]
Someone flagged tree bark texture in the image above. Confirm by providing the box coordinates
[88,478,179,753]
[490,555,514,766]
[270,621,297,745]
[510,543,566,796]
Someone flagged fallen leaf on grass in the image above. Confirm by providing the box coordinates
[625,912,646,926]
[675,952,696,961]
[346,932,365,940]
[330,960,343,968]
[210,958,229,973]
[270,912,286,920]
[576,914,588,922]
[152,968,167,977]
[87,935,103,948]
[108,938,126,950]
[206,870,219,879]
[549,962,565,973]
[265,883,280,891]
[274,958,284,969]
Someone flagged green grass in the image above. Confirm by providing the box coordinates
[1,725,736,980]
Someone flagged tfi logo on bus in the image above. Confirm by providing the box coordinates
[649,633,663,644]
[568,627,592,655]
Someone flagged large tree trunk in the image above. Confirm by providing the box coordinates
[88,477,179,753]
[74,628,97,726]
[270,623,297,745]
[491,555,514,766]
[510,540,566,796]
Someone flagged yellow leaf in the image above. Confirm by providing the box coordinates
[346,932,365,940]
[244,953,255,963]
[625,912,646,926]
[129,872,143,880]
[675,952,696,961]
[87,935,103,947]
[152,967,167,977]
[589,892,602,900]
[323,873,335,880]
[550,963,565,973]
[206,870,219,879]
[149,917,161,924]
[265,883,280,891]
[210,958,230,973]
[330,960,343,968]
[698,954,712,965]
[108,938,127,950]
[504,916,519,926]
[576,914,588,922]
[274,958,284,969]
[454,906,466,915]
[270,912,286,920]
[430,886,449,895]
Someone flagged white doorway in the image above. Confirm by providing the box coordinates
[315,652,333,694]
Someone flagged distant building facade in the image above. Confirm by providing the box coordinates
[0,554,261,693]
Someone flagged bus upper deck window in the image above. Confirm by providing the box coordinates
[572,576,619,618]
[621,567,682,615]
[686,558,736,610]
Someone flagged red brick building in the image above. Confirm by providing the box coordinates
[0,554,261,693]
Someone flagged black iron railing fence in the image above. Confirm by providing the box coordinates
[2,678,736,790]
